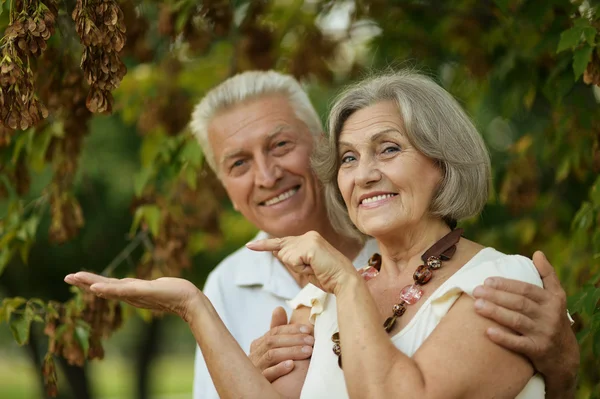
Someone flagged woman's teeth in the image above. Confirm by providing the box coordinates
[361,194,395,204]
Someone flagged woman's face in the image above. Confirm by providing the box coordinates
[336,101,442,237]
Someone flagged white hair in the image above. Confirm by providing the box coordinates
[190,70,323,173]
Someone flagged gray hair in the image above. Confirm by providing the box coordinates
[313,70,491,240]
[190,70,323,173]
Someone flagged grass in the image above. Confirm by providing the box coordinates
[0,354,195,399]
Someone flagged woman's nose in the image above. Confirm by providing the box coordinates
[354,158,381,187]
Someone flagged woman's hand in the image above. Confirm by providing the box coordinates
[246,231,357,294]
[64,272,201,323]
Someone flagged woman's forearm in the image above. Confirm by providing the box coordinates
[334,274,426,397]
[186,292,281,399]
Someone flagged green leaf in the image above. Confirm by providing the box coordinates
[74,321,90,358]
[9,306,34,345]
[133,167,154,197]
[585,287,600,316]
[179,139,204,168]
[568,287,589,314]
[557,27,584,53]
[583,27,597,46]
[0,0,6,17]
[0,297,27,324]
[572,202,594,231]
[182,165,197,190]
[131,205,161,237]
[0,247,16,278]
[591,176,600,207]
[573,45,594,80]
[19,240,33,265]
[143,205,161,237]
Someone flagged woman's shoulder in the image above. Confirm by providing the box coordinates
[460,246,543,288]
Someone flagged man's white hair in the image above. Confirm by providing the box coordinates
[190,70,323,173]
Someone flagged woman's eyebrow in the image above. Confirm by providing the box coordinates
[370,128,402,141]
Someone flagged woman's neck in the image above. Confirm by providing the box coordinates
[377,218,452,279]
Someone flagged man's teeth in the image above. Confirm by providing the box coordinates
[361,194,395,204]
[264,188,298,206]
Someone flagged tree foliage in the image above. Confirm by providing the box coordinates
[0,0,599,397]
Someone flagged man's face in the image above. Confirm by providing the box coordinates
[208,94,324,237]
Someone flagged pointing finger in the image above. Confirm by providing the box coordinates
[246,238,282,252]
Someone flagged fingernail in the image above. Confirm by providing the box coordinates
[302,346,313,354]
[474,299,485,310]
[304,336,315,345]
[473,286,485,297]
[484,278,496,288]
[487,327,499,336]
[284,360,293,369]
[299,326,310,334]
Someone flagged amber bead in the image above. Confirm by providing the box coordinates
[427,256,442,269]
[332,343,341,356]
[331,332,340,343]
[413,265,433,285]
[338,355,343,369]
[384,316,397,332]
[368,253,382,270]
[392,303,406,317]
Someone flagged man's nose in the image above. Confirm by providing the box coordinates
[255,160,282,188]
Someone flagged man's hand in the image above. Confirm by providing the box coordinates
[249,307,314,382]
[473,251,579,398]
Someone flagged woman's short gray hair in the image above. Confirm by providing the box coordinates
[190,70,323,173]
[313,70,491,240]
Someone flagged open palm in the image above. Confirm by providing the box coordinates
[64,272,200,321]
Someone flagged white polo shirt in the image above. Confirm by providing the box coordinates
[192,231,379,399]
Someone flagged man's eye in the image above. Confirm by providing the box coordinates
[232,159,245,168]
[276,141,289,147]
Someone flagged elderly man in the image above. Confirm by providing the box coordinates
[189,70,579,399]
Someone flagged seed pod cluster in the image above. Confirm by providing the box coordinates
[72,0,127,113]
[0,0,57,134]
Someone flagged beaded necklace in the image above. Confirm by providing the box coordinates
[331,228,463,368]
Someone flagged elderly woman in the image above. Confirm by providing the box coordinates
[65,71,544,398]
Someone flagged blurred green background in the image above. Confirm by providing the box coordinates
[1,0,600,398]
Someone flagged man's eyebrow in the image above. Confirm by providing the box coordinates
[266,125,289,140]
[220,126,292,166]
[221,149,246,166]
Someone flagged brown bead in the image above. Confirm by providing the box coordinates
[331,332,340,343]
[368,253,382,270]
[413,265,433,285]
[332,343,341,356]
[392,303,406,317]
[383,316,397,332]
[427,256,442,269]
[338,355,343,369]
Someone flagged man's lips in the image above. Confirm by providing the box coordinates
[259,185,301,206]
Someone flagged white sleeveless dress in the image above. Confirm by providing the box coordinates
[288,247,545,398]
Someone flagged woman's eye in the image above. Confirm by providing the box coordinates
[383,145,401,154]
[341,155,356,164]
